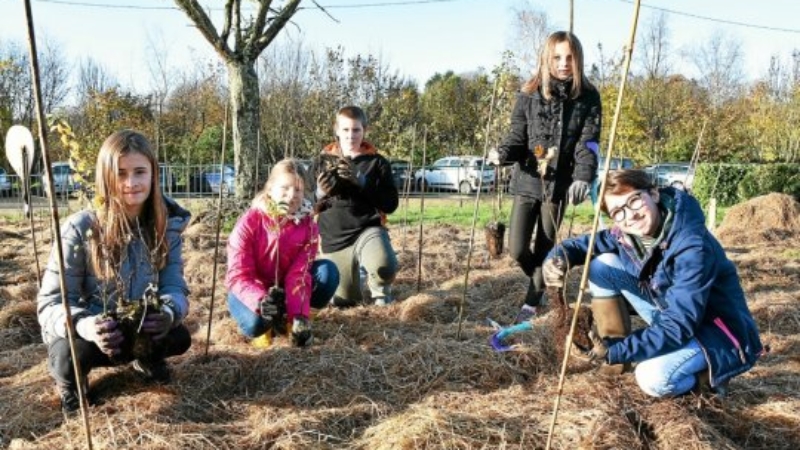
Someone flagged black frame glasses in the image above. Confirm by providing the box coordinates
[608,190,646,222]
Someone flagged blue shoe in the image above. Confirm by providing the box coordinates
[514,304,538,324]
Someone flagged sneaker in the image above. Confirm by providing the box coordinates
[373,296,392,307]
[291,317,313,347]
[132,359,171,384]
[514,304,539,324]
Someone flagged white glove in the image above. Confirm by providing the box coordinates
[542,257,568,288]
[567,180,590,205]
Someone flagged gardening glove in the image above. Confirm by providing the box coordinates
[542,257,568,288]
[316,170,339,196]
[260,286,286,331]
[574,330,610,364]
[567,180,590,205]
[336,157,361,187]
[487,148,504,166]
[141,305,175,341]
[76,315,123,356]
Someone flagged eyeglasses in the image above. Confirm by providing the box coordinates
[608,191,646,222]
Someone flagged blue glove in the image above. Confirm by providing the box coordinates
[567,180,590,205]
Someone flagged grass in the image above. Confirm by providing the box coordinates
[0,193,727,232]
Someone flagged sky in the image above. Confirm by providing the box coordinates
[1,0,799,96]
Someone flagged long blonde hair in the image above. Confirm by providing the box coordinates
[252,158,307,212]
[521,31,587,100]
[90,130,167,278]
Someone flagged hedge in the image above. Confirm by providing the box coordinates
[691,163,800,207]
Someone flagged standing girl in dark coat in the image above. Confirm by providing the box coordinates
[489,31,601,322]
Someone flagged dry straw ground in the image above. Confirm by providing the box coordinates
[1,194,798,449]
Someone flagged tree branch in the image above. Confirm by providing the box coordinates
[174,0,233,60]
[220,0,234,45]
[253,0,302,57]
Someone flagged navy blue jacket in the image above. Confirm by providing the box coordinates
[550,188,762,388]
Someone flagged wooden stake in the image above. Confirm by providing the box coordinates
[204,104,229,357]
[546,1,643,448]
[457,78,499,339]
[23,0,93,447]
[415,130,428,294]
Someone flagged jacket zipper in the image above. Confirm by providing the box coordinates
[713,317,747,364]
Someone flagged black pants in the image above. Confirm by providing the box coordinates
[508,196,564,306]
[47,325,192,388]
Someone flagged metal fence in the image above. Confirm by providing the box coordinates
[0,163,514,210]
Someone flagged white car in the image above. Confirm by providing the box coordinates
[643,163,694,190]
[42,161,80,196]
[414,156,495,194]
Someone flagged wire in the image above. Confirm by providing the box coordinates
[618,0,800,34]
[34,0,466,11]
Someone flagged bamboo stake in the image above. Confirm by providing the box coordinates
[204,104,229,357]
[456,78,499,339]
[545,1,642,448]
[22,146,42,286]
[415,129,428,293]
[401,125,416,254]
[23,1,93,447]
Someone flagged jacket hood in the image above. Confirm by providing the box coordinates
[322,141,378,156]
[164,196,191,232]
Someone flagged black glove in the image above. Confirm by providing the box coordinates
[317,170,339,196]
[336,157,360,187]
[259,286,286,330]
[567,180,590,205]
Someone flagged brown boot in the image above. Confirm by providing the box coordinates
[590,295,633,374]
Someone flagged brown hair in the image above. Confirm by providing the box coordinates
[334,105,368,128]
[600,169,656,214]
[252,158,307,211]
[521,31,587,100]
[91,130,167,277]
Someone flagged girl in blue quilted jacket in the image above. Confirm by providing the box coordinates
[37,130,192,415]
[543,169,763,397]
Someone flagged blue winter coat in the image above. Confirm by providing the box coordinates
[37,197,191,345]
[550,188,762,388]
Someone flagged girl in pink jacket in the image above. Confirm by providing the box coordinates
[226,159,339,347]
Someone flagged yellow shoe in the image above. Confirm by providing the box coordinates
[251,331,272,348]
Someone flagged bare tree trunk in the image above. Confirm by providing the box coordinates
[227,61,260,198]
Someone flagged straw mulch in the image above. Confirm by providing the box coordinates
[716,193,800,246]
[1,199,799,449]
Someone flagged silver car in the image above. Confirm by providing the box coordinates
[414,156,495,194]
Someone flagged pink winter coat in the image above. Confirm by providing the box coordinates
[225,204,319,319]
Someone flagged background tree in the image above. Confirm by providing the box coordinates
[174,0,303,198]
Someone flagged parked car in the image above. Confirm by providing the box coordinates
[191,164,236,195]
[597,156,635,177]
[41,161,80,196]
[414,156,495,194]
[390,159,412,190]
[0,168,12,197]
[643,162,694,190]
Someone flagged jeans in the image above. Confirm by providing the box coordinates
[227,259,339,338]
[588,253,707,397]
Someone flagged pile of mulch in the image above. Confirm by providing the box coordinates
[716,193,800,246]
[1,212,799,449]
